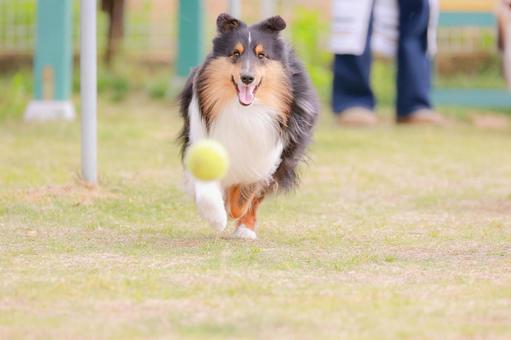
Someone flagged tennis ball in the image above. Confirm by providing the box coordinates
[185,139,229,181]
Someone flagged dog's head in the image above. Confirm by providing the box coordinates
[198,14,292,120]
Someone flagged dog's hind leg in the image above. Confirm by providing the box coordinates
[226,184,258,220]
[232,195,264,240]
[226,184,263,240]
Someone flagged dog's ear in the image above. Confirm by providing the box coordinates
[217,13,241,33]
[257,16,286,33]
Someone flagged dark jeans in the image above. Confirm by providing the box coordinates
[332,0,432,118]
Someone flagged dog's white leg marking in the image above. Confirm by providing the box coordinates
[186,92,227,232]
[195,180,227,232]
[233,224,257,240]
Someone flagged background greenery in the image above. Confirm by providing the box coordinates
[2,6,508,122]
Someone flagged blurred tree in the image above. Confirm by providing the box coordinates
[101,0,125,66]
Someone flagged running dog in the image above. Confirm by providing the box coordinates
[179,13,319,239]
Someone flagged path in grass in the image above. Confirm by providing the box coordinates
[1,98,510,339]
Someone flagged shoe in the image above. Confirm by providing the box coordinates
[336,107,378,127]
[397,109,446,126]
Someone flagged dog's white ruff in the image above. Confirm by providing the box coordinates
[233,224,257,240]
[209,98,283,188]
[186,92,283,231]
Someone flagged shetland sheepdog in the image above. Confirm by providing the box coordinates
[178,13,319,239]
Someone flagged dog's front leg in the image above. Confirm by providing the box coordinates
[194,180,227,232]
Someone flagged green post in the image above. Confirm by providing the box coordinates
[25,0,75,121]
[177,0,204,77]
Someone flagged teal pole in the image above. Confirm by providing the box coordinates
[177,0,204,77]
[25,0,74,120]
[34,0,72,100]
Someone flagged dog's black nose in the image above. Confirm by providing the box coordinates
[241,74,255,85]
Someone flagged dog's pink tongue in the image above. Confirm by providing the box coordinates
[238,84,255,106]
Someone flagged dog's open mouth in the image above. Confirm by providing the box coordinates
[231,76,262,106]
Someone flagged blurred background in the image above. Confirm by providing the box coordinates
[0,0,509,121]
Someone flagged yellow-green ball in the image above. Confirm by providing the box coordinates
[185,139,229,181]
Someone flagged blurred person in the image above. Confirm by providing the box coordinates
[331,0,444,126]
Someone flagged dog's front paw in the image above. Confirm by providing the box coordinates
[232,225,257,240]
[196,189,227,232]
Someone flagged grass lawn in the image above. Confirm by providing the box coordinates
[1,97,511,339]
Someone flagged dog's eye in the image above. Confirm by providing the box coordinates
[233,51,241,58]
[257,52,265,60]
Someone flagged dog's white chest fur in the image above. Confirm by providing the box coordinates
[209,100,283,188]
[188,94,283,189]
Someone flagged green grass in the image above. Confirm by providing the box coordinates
[1,96,511,339]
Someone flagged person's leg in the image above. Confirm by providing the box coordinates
[332,13,375,114]
[396,0,433,118]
